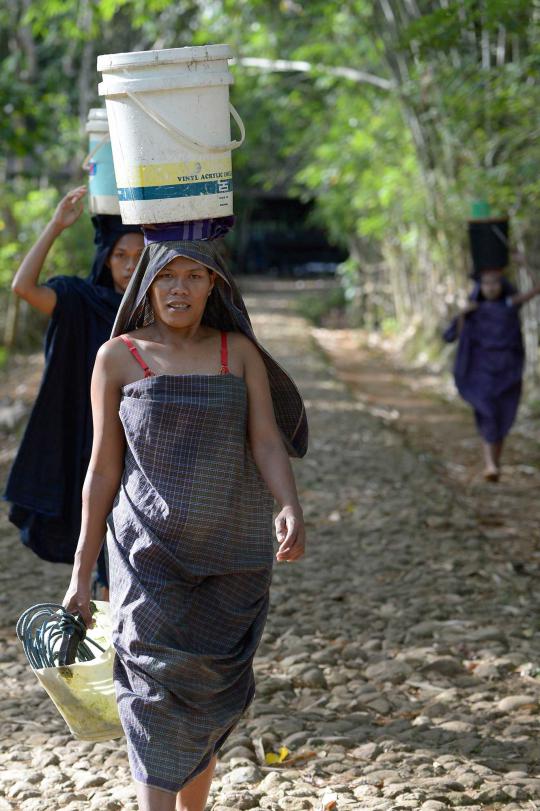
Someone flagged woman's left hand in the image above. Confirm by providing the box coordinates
[51,187,87,232]
[275,505,305,562]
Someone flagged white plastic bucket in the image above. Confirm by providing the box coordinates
[97,45,245,225]
[84,108,121,216]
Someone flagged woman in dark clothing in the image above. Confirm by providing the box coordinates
[5,186,144,590]
[444,267,540,480]
[63,239,307,811]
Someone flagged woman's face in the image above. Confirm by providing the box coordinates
[108,233,145,293]
[480,269,503,301]
[149,256,215,327]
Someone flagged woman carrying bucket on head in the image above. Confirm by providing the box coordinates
[62,238,308,811]
[444,267,540,480]
[444,212,540,480]
[5,187,144,594]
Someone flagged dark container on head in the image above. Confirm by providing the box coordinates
[468,217,509,276]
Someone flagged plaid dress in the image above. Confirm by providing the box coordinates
[106,338,274,793]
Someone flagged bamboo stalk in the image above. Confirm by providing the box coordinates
[233,58,394,90]
[496,24,507,66]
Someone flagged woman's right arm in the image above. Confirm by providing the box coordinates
[510,283,540,307]
[63,340,126,626]
[443,302,477,342]
[11,186,87,316]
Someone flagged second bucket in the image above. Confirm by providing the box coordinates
[97,44,245,225]
[84,108,121,216]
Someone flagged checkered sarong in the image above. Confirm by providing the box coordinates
[107,372,274,793]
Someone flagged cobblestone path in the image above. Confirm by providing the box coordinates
[1,281,539,811]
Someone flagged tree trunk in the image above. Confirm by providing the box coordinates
[4,295,21,349]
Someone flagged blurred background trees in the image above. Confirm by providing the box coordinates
[2,0,540,370]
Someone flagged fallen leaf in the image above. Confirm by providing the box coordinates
[281,750,317,766]
[265,746,289,765]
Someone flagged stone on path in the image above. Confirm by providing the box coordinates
[497,694,536,712]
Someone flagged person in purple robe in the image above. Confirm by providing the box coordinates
[444,268,540,481]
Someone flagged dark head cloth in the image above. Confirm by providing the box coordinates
[112,240,308,459]
[5,216,142,569]
[89,215,142,287]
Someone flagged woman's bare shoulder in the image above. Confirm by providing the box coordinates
[227,333,267,379]
[227,331,255,350]
[228,331,257,357]
[95,336,132,383]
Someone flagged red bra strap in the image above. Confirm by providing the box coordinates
[119,335,154,378]
[220,331,230,375]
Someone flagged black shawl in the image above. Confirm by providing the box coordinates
[5,216,141,565]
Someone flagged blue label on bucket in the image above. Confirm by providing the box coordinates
[117,178,233,202]
[88,141,118,198]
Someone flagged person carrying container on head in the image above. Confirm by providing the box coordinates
[5,186,144,594]
[444,214,540,481]
[62,238,307,811]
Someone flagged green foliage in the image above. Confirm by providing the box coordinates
[1,0,202,182]
[0,186,94,287]
[2,0,540,364]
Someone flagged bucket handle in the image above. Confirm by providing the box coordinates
[82,133,110,171]
[126,92,245,153]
